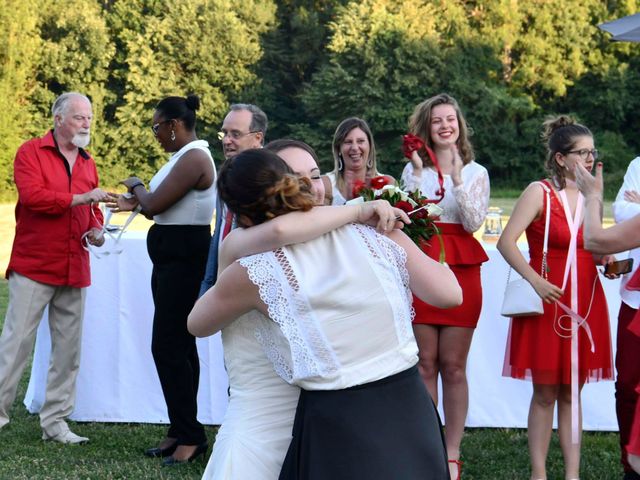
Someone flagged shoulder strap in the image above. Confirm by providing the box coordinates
[536,181,551,278]
[321,175,333,205]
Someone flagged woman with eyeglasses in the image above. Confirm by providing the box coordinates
[497,115,613,480]
[321,117,394,205]
[107,94,216,465]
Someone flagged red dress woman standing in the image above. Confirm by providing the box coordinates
[498,115,613,480]
[401,93,489,480]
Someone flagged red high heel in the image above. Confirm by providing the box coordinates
[448,459,463,480]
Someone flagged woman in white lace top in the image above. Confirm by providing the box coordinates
[400,93,490,480]
[190,148,462,479]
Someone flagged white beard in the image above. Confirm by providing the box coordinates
[72,132,91,148]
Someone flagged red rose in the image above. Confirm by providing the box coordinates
[370,176,390,190]
[394,200,413,213]
[352,180,366,197]
[414,208,428,219]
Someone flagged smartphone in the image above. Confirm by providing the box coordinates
[604,258,634,275]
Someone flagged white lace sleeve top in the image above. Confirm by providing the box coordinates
[149,139,217,225]
[238,224,418,390]
[401,161,490,233]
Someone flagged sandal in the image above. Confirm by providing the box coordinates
[448,459,463,480]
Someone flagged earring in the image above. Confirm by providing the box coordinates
[338,154,344,171]
[171,130,176,142]
[367,158,373,169]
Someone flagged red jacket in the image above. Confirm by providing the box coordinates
[7,130,103,288]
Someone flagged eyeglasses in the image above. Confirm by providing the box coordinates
[566,149,599,161]
[217,130,259,141]
[151,119,172,135]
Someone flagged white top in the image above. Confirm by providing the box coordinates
[613,156,640,309]
[202,311,299,479]
[326,171,347,205]
[149,140,216,225]
[401,161,490,232]
[239,223,418,391]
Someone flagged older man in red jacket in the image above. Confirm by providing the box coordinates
[0,92,111,444]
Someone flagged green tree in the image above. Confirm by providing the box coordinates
[0,0,41,197]
[247,0,347,139]
[101,0,276,187]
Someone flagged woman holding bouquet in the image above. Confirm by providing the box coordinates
[322,117,394,205]
[401,93,489,479]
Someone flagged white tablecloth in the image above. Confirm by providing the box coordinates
[23,232,229,424]
[24,235,619,430]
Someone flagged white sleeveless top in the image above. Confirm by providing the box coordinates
[239,223,418,391]
[326,172,347,205]
[149,140,216,225]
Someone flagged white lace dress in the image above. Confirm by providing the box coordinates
[201,311,300,480]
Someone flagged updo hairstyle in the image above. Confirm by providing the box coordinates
[155,94,200,130]
[542,115,592,190]
[217,149,315,226]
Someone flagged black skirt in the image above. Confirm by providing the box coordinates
[279,365,449,480]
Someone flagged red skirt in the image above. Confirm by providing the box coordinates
[413,223,488,328]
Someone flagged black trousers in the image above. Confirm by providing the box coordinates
[147,224,210,445]
[279,365,449,480]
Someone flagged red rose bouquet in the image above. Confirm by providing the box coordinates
[350,176,445,261]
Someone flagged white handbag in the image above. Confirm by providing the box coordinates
[500,183,550,318]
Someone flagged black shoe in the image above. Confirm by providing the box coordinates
[162,442,208,466]
[144,441,178,458]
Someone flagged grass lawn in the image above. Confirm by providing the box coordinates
[0,201,623,478]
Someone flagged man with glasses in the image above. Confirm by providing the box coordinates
[0,92,111,444]
[200,103,268,294]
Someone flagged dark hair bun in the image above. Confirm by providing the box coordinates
[541,114,574,143]
[217,149,315,226]
[185,94,200,111]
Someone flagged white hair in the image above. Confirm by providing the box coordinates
[51,92,91,122]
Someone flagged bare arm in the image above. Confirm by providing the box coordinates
[125,149,214,216]
[576,162,640,254]
[386,229,462,308]
[496,183,564,303]
[188,262,262,337]
[218,200,410,272]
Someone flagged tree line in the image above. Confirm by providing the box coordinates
[1,0,639,199]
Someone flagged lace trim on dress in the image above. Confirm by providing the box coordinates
[239,252,338,383]
[351,224,415,341]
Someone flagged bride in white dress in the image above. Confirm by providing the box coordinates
[191,148,461,479]
[200,141,407,480]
